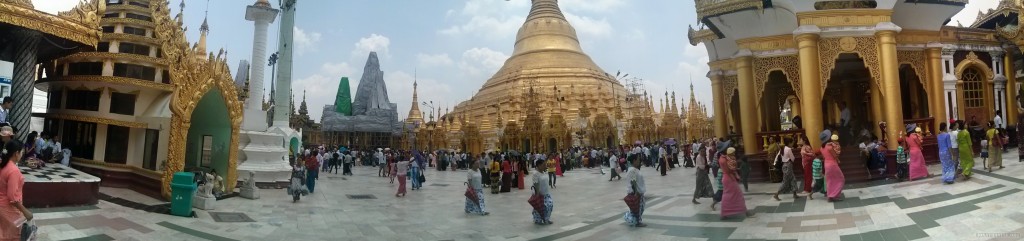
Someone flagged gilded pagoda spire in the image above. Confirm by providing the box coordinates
[196,0,210,58]
[406,78,423,125]
[671,91,678,115]
[298,90,308,115]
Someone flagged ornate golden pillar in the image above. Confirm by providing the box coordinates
[870,78,884,138]
[736,50,758,150]
[1005,52,1018,126]
[791,97,802,117]
[795,26,824,150]
[877,23,905,149]
[927,44,946,128]
[711,72,728,137]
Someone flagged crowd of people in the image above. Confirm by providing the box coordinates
[285,113,1024,227]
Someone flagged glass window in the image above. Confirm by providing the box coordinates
[102,26,115,33]
[128,1,149,8]
[48,88,62,109]
[962,67,984,108]
[122,26,146,37]
[97,42,109,52]
[62,120,96,160]
[143,129,159,170]
[67,62,103,76]
[161,70,170,84]
[66,90,101,111]
[118,42,150,56]
[113,63,156,81]
[107,0,123,4]
[104,125,130,164]
[103,13,119,18]
[125,13,151,22]
[109,92,136,115]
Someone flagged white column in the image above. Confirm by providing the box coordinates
[245,5,279,110]
[941,46,958,121]
[992,50,1008,124]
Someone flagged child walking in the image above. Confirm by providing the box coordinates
[980,139,989,170]
[808,154,826,200]
[895,139,909,181]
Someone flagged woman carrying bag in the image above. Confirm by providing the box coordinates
[529,160,553,225]
[1,141,33,241]
[623,157,647,227]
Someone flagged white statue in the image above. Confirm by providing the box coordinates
[197,175,214,198]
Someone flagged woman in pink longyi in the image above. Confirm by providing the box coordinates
[907,127,930,181]
[823,134,846,202]
[718,147,753,219]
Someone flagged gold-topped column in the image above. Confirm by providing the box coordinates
[794,26,824,150]
[711,71,728,137]
[1006,50,1019,125]
[870,77,884,138]
[877,22,905,149]
[735,50,758,151]
[927,43,946,128]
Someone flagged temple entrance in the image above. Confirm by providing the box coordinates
[548,138,557,154]
[961,67,988,125]
[899,65,929,119]
[760,71,796,132]
[184,88,232,178]
[523,139,532,153]
[824,53,872,143]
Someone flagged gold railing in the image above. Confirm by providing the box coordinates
[904,117,935,136]
[756,129,804,150]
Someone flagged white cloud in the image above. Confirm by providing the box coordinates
[386,71,453,119]
[948,1,1001,27]
[31,0,79,14]
[673,43,714,114]
[352,34,391,59]
[293,26,321,55]
[439,15,525,39]
[458,47,509,78]
[439,0,528,39]
[416,53,454,67]
[564,12,613,38]
[560,0,625,13]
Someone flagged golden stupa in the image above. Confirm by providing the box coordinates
[452,0,632,152]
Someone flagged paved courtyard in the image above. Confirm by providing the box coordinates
[28,152,1024,241]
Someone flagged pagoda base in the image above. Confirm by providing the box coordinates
[237,129,292,186]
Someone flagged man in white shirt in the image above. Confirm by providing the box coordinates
[0,97,11,124]
[994,113,1003,129]
[608,152,620,181]
[950,124,959,163]
[377,150,386,177]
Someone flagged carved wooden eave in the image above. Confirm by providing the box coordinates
[971,0,1018,28]
[0,0,102,48]
[688,25,719,46]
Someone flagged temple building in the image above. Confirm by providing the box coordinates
[34,0,243,199]
[317,52,402,149]
[688,0,1024,182]
[448,0,637,153]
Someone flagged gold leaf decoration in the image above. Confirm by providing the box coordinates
[753,55,801,107]
[818,36,882,98]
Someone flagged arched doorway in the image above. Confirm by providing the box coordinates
[547,138,557,154]
[289,137,300,163]
[961,67,987,124]
[824,53,872,142]
[523,139,532,153]
[606,136,613,149]
[184,88,232,176]
[761,71,796,131]
[899,65,929,119]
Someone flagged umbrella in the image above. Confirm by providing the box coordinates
[905,123,917,133]
[634,141,642,145]
[664,138,677,146]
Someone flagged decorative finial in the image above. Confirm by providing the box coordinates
[200,0,210,33]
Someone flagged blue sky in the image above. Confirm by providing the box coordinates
[34,0,996,121]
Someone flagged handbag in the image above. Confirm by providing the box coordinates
[527,184,545,213]
[419,173,426,183]
[20,220,36,241]
[464,182,478,204]
[623,179,641,214]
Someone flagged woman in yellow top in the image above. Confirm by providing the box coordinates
[986,121,1004,172]
[490,159,501,194]
[546,156,557,189]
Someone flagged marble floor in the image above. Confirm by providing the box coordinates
[28,151,1024,241]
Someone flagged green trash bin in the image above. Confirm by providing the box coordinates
[170,172,197,217]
